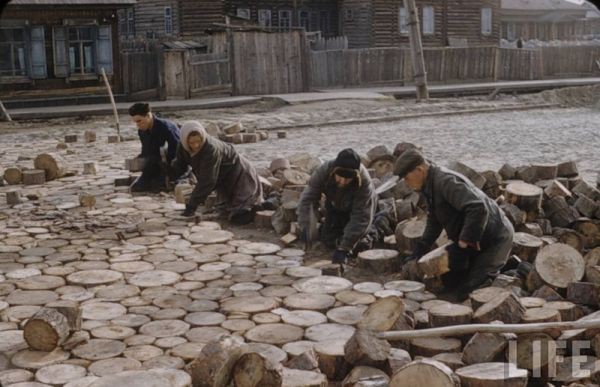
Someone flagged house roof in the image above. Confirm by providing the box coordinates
[8,0,135,5]
[501,0,596,11]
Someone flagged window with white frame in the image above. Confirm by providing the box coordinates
[279,10,292,31]
[298,10,310,31]
[422,6,434,35]
[237,8,250,20]
[258,9,272,27]
[164,6,173,35]
[481,7,492,35]
[68,26,95,74]
[0,28,27,76]
[506,21,516,40]
[399,7,408,34]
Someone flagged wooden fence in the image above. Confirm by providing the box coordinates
[231,31,311,95]
[121,49,161,99]
[311,45,600,88]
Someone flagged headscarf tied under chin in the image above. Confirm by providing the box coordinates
[180,121,207,157]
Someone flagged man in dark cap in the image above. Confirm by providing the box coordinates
[394,149,514,297]
[128,102,181,192]
[297,148,378,265]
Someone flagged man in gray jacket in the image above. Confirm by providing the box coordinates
[297,149,378,265]
[394,149,514,297]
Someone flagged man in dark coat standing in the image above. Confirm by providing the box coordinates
[394,149,514,297]
[129,103,180,192]
[297,148,378,265]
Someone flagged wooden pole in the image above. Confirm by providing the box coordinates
[0,99,12,122]
[404,0,429,101]
[376,319,600,341]
[100,68,120,141]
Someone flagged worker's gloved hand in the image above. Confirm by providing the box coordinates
[332,249,349,265]
[182,204,196,217]
[446,243,476,272]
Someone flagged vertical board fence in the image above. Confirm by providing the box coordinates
[231,31,311,95]
[311,45,600,88]
[121,49,161,99]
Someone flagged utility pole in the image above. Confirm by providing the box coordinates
[404,0,429,101]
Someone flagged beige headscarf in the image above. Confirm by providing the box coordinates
[180,121,207,157]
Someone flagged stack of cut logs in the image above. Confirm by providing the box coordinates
[210,121,272,145]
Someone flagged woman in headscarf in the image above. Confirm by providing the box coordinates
[171,121,264,224]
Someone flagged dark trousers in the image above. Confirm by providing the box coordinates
[131,158,167,192]
[319,202,382,253]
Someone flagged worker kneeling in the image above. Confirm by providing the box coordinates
[297,148,378,265]
[170,121,263,224]
[395,149,514,298]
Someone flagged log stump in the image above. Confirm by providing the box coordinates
[557,161,578,178]
[534,243,585,289]
[472,292,525,324]
[185,335,247,387]
[505,181,543,214]
[6,189,22,205]
[418,243,452,277]
[395,217,426,254]
[84,130,96,143]
[357,296,404,332]
[3,167,22,185]
[64,134,78,143]
[22,169,46,185]
[107,135,120,143]
[512,232,543,262]
[566,282,600,306]
[233,352,283,387]
[79,193,96,209]
[344,330,391,368]
[83,162,97,175]
[455,362,528,387]
[461,332,510,365]
[125,158,146,172]
[544,180,571,199]
[314,339,351,381]
[357,249,401,274]
[34,153,66,181]
[389,359,460,387]
[428,303,473,327]
[23,307,70,351]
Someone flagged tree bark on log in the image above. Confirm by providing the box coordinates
[34,153,66,181]
[233,352,283,387]
[22,169,46,185]
[23,307,71,351]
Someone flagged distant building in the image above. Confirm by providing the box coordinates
[1,0,134,96]
[339,0,502,48]
[118,0,339,40]
[500,0,600,41]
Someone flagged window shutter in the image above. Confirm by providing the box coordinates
[96,25,113,74]
[52,26,68,77]
[30,26,47,79]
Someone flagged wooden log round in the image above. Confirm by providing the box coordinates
[281,368,327,387]
[429,303,473,327]
[313,339,351,381]
[512,333,556,375]
[83,162,97,175]
[245,323,304,345]
[521,307,561,323]
[3,167,22,184]
[34,153,66,181]
[469,287,510,310]
[233,352,283,387]
[185,335,246,387]
[543,179,571,199]
[461,332,509,365]
[455,362,528,387]
[472,292,525,324]
[23,307,71,351]
[553,228,585,253]
[418,243,451,277]
[534,243,585,289]
[505,181,543,213]
[557,161,578,178]
[395,218,426,254]
[511,232,543,262]
[357,249,401,274]
[35,364,87,385]
[22,169,46,185]
[357,296,404,332]
[410,337,462,357]
[389,358,460,387]
[344,329,391,368]
[6,189,22,205]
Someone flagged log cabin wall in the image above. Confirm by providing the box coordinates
[127,0,180,39]
[178,0,226,37]
[224,0,340,37]
[0,6,125,96]
[341,0,501,48]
